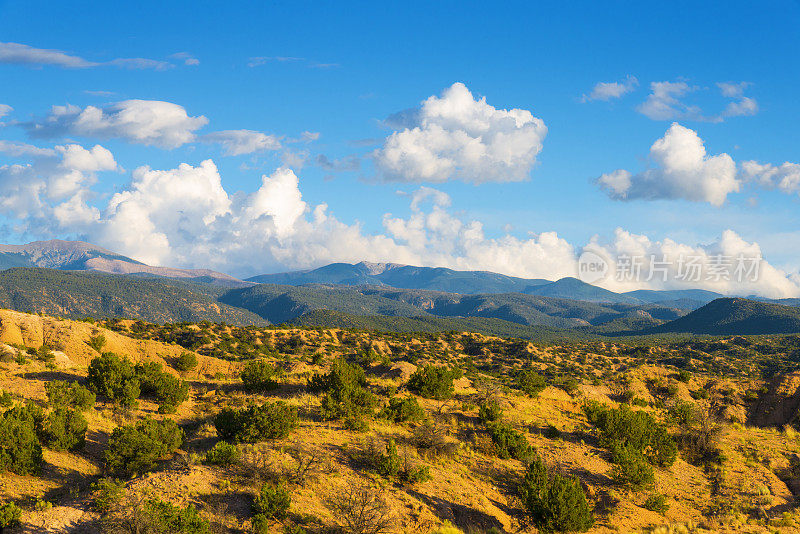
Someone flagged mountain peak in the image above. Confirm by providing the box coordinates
[356,261,408,275]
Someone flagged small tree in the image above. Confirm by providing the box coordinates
[516,369,548,397]
[214,402,298,443]
[135,361,189,413]
[381,396,425,423]
[309,358,376,420]
[0,405,43,475]
[253,481,290,524]
[87,353,140,407]
[519,458,593,533]
[609,442,654,489]
[45,381,96,411]
[240,360,279,391]
[175,352,198,373]
[44,408,88,452]
[325,482,393,534]
[406,365,462,400]
[104,418,184,476]
[144,499,210,533]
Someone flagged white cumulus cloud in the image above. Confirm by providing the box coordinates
[373,82,547,183]
[597,123,739,206]
[26,100,209,148]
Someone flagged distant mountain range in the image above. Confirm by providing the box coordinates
[0,240,249,288]
[0,239,799,336]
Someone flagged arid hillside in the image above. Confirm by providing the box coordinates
[1,309,800,533]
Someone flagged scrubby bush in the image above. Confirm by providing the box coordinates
[253,481,290,522]
[609,443,654,489]
[175,352,198,372]
[87,333,106,353]
[517,369,548,397]
[486,421,536,463]
[241,359,279,391]
[325,481,393,534]
[204,441,241,466]
[0,405,43,475]
[87,353,140,407]
[309,358,376,420]
[381,396,425,423]
[478,399,504,424]
[0,501,22,530]
[91,477,125,514]
[135,361,189,413]
[144,498,210,533]
[214,402,298,443]
[44,408,88,451]
[519,458,594,532]
[406,365,462,400]
[0,390,11,407]
[45,381,95,411]
[584,401,677,468]
[104,418,184,476]
[371,439,430,484]
[643,493,669,514]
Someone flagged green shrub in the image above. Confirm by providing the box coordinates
[175,352,198,372]
[583,402,677,468]
[0,501,22,530]
[91,477,124,514]
[241,360,280,391]
[667,401,697,428]
[486,421,536,463]
[214,402,298,443]
[478,399,504,424]
[144,498,210,533]
[204,441,241,466]
[369,439,431,484]
[135,361,189,412]
[0,405,43,475]
[44,381,95,411]
[643,493,669,514]
[0,390,12,407]
[406,365,462,400]
[87,353,140,407]
[517,369,548,397]
[609,443,654,489]
[254,481,290,522]
[44,408,88,451]
[381,396,425,423]
[104,418,184,476]
[519,458,593,532]
[87,334,106,353]
[309,358,376,420]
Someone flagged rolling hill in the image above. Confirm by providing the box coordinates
[651,298,800,335]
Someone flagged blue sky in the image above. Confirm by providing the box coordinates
[1,0,799,296]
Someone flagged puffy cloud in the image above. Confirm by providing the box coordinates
[740,160,800,195]
[373,82,547,183]
[0,41,171,70]
[26,100,208,148]
[0,142,117,229]
[581,75,638,102]
[0,104,12,119]
[597,123,739,206]
[203,129,282,155]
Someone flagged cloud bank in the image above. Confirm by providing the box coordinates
[0,141,797,297]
